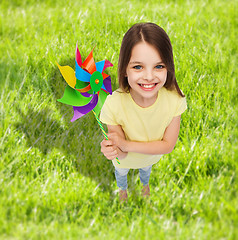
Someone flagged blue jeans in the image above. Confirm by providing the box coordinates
[114,165,152,190]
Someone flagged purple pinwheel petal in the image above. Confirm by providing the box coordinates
[102,60,113,72]
[102,76,112,94]
[80,92,93,97]
[71,94,98,122]
[75,43,82,67]
[71,109,85,121]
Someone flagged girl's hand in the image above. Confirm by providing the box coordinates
[100,138,119,160]
[101,124,128,160]
[107,132,127,152]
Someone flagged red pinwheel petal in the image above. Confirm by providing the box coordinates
[82,48,96,74]
[102,72,109,80]
[75,43,82,67]
[75,84,91,93]
[102,59,113,72]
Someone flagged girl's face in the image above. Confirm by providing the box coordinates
[126,41,167,107]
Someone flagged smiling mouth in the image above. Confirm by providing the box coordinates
[138,83,158,90]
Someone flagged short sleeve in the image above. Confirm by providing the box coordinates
[174,96,187,116]
[99,95,118,125]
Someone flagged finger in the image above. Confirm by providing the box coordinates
[101,139,113,147]
[105,140,114,146]
[107,133,116,140]
[101,146,117,154]
[103,149,118,157]
[105,151,118,160]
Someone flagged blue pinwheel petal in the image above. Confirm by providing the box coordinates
[101,85,107,92]
[71,94,98,122]
[75,60,91,82]
[95,60,105,73]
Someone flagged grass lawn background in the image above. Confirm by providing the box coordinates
[0,0,237,239]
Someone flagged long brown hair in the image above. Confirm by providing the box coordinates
[118,22,185,97]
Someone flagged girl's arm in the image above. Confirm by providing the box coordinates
[108,115,182,155]
[100,125,128,160]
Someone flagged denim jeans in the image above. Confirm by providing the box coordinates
[114,165,152,190]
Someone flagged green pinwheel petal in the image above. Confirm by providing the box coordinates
[57,85,92,106]
[93,90,108,117]
[75,80,93,94]
[75,79,88,89]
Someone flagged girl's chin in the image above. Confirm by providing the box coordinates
[130,88,159,101]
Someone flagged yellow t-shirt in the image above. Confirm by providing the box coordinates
[100,87,187,169]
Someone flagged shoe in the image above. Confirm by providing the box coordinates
[119,189,128,203]
[142,184,150,197]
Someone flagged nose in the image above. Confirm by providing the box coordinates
[143,69,154,81]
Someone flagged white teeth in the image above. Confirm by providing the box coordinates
[140,84,155,88]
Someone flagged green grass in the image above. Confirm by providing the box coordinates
[0,0,237,239]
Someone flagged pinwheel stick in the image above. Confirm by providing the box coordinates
[92,110,120,164]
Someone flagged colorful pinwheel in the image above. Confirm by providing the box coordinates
[57,44,113,122]
[57,44,120,164]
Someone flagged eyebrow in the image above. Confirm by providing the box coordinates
[129,61,164,65]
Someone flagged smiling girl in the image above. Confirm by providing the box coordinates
[100,23,187,202]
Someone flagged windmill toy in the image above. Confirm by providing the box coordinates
[57,44,120,164]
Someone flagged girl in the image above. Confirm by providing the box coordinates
[100,22,187,202]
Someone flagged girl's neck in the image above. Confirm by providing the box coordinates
[129,89,158,108]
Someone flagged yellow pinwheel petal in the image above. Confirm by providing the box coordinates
[57,62,76,88]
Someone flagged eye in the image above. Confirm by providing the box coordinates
[133,65,142,70]
[155,65,164,69]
